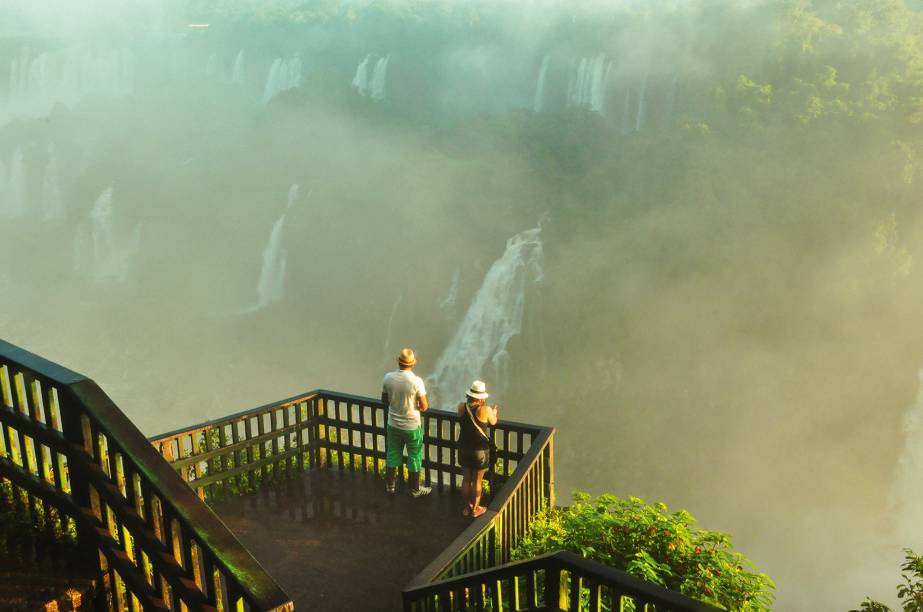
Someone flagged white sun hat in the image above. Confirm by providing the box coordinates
[466,380,489,400]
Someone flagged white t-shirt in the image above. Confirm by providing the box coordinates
[382,369,427,430]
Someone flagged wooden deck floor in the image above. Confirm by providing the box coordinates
[210,470,473,612]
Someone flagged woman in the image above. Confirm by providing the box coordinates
[457,380,498,518]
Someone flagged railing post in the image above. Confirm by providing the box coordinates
[545,435,555,509]
[56,390,99,570]
[544,560,562,611]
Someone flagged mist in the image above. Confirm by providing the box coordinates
[3,1,923,609]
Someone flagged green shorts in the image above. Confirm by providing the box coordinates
[385,424,424,472]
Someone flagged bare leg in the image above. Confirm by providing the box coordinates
[471,467,489,517]
[461,468,473,515]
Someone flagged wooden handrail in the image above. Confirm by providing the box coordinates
[402,550,722,612]
[0,339,293,612]
[150,386,556,604]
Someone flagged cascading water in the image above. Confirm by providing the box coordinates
[352,54,389,101]
[889,369,923,542]
[664,75,678,127]
[4,48,134,124]
[635,72,649,131]
[381,292,403,366]
[42,144,64,221]
[351,55,371,96]
[370,56,390,101]
[87,186,140,282]
[247,184,300,311]
[205,53,218,79]
[90,187,115,277]
[567,55,609,113]
[261,55,302,105]
[533,55,550,113]
[231,51,245,84]
[439,268,461,323]
[428,226,544,407]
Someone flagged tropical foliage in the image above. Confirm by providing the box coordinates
[512,492,775,611]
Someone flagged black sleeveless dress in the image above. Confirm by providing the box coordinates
[457,402,491,469]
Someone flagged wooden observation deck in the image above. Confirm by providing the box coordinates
[0,340,718,612]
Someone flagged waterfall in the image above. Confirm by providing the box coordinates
[261,54,302,105]
[231,50,245,83]
[42,144,64,221]
[247,184,300,311]
[439,268,461,323]
[381,292,404,366]
[428,226,544,407]
[635,72,649,131]
[889,370,923,542]
[90,187,115,275]
[352,54,389,101]
[205,53,218,79]
[664,75,678,127]
[591,59,611,113]
[83,186,140,282]
[370,56,390,101]
[351,54,371,96]
[533,55,550,113]
[567,55,609,113]
[286,183,300,209]
[253,215,287,308]
[4,47,134,124]
[4,148,25,218]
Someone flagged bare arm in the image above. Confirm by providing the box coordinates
[486,404,498,426]
[417,394,429,413]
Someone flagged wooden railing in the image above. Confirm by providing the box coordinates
[402,550,722,612]
[150,390,556,599]
[150,390,553,504]
[0,340,292,612]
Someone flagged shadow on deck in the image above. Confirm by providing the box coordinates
[210,469,473,612]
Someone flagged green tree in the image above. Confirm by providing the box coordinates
[512,492,775,611]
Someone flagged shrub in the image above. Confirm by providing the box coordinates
[512,492,775,611]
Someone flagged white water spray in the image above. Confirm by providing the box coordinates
[352,55,372,96]
[439,268,461,323]
[370,56,390,101]
[381,292,404,366]
[664,75,678,127]
[567,55,609,113]
[635,72,649,131]
[205,53,218,79]
[247,184,300,311]
[85,187,140,282]
[231,50,245,84]
[261,55,302,105]
[3,47,134,124]
[428,226,544,407]
[352,54,389,101]
[533,55,550,113]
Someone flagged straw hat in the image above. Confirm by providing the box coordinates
[466,380,489,400]
[398,348,416,368]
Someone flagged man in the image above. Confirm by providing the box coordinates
[382,347,431,497]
